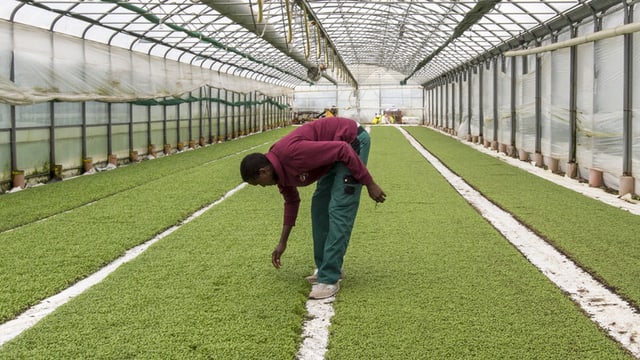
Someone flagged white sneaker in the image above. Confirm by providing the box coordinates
[305,268,345,284]
[309,283,340,299]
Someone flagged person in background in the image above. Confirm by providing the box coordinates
[240,117,386,299]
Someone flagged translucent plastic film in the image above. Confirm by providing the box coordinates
[497,59,512,145]
[0,21,292,106]
[482,64,495,141]
[516,55,536,152]
[591,35,624,182]
[549,46,571,162]
[633,31,640,193]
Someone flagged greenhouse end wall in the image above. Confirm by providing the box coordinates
[293,84,424,124]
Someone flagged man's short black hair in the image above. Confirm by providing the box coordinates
[240,153,271,182]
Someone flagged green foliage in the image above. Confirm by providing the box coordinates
[0,129,290,323]
[405,127,640,309]
[0,128,289,232]
[322,127,631,359]
[1,185,310,359]
[0,126,635,359]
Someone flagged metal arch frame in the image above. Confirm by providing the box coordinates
[421,0,625,88]
[400,0,573,84]
[25,0,311,88]
[4,0,631,90]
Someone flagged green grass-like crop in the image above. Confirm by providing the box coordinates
[0,129,290,323]
[325,127,631,359]
[0,125,635,359]
[0,183,313,359]
[405,126,640,309]
[320,128,626,359]
[0,128,289,233]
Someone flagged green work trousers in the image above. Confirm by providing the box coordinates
[311,128,371,284]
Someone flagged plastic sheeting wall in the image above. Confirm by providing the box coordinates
[517,55,536,153]
[0,21,291,104]
[0,21,292,186]
[588,12,624,188]
[0,88,288,185]
[482,64,495,143]
[497,59,512,148]
[427,7,640,194]
[634,30,640,190]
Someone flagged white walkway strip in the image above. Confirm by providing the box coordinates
[297,298,336,360]
[398,127,640,358]
[297,127,373,360]
[0,183,247,347]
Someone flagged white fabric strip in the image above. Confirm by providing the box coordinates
[297,298,336,360]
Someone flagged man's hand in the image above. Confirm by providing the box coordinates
[271,242,287,269]
[367,182,387,203]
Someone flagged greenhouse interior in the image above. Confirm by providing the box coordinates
[1,0,640,359]
[0,0,637,194]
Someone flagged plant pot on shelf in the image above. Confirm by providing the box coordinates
[108,154,118,166]
[589,168,603,187]
[534,153,544,168]
[566,162,578,179]
[619,175,635,197]
[518,149,529,162]
[83,158,93,172]
[549,158,560,173]
[11,170,25,189]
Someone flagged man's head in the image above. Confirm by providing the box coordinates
[240,153,277,186]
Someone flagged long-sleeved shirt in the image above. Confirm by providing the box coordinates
[265,117,373,226]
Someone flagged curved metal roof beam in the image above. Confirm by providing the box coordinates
[200,0,343,87]
[105,0,310,86]
[403,0,502,85]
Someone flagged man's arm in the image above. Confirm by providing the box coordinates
[272,224,292,268]
[288,140,374,185]
[272,186,299,268]
[366,181,386,203]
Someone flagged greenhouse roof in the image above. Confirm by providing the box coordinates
[1,0,623,88]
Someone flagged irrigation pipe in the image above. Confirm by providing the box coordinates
[0,183,247,347]
[397,126,640,358]
[285,0,293,44]
[504,22,640,57]
[257,0,264,23]
[303,6,311,60]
